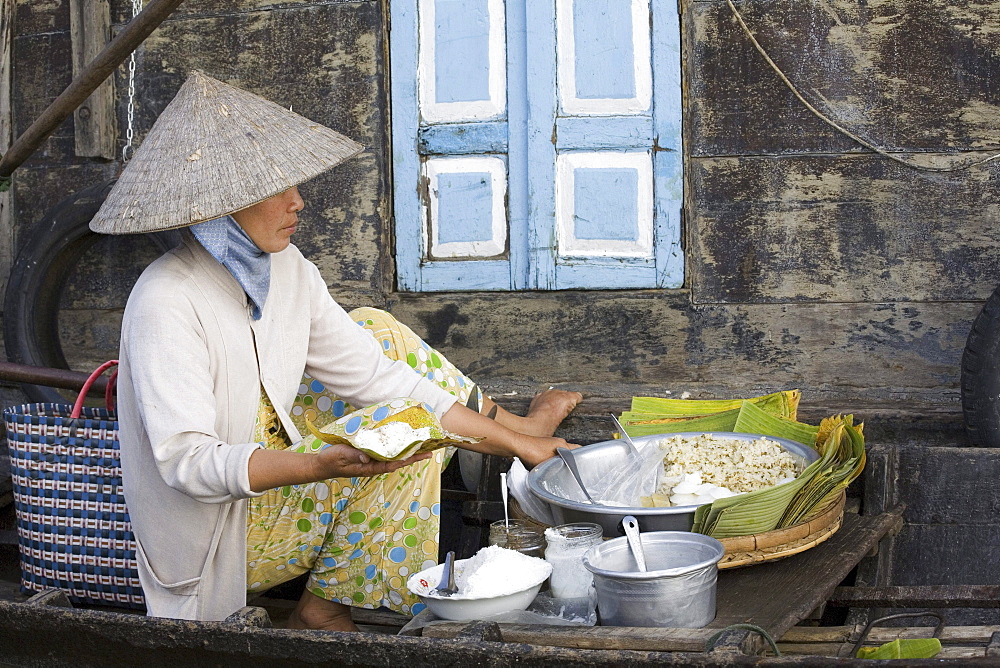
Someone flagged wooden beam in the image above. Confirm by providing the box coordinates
[69,0,116,159]
[0,0,186,179]
[830,585,1000,609]
[0,0,13,295]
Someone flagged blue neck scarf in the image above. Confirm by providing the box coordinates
[191,215,270,320]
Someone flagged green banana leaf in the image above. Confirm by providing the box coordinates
[856,639,941,660]
[620,407,741,437]
[732,399,819,447]
[686,402,833,537]
[628,389,800,419]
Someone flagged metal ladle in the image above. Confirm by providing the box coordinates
[431,550,459,597]
[610,414,642,460]
[557,447,596,504]
[622,515,647,572]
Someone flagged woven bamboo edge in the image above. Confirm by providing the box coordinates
[717,490,847,566]
[509,489,846,569]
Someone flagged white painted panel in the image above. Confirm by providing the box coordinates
[556,0,652,116]
[418,0,507,123]
[424,156,508,258]
[555,151,654,258]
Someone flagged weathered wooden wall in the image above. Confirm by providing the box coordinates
[3,0,1000,621]
[5,0,393,376]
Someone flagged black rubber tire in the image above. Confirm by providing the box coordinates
[3,178,181,403]
[960,284,1000,447]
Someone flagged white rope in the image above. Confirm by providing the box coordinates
[121,0,144,163]
[726,0,1000,173]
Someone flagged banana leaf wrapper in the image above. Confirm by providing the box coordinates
[620,391,803,439]
[780,418,866,527]
[623,391,867,538]
[305,401,482,461]
[627,390,800,419]
[732,399,819,447]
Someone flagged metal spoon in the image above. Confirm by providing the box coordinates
[610,414,642,460]
[557,447,596,504]
[431,550,458,597]
[622,515,647,572]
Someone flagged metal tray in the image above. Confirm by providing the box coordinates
[526,432,819,537]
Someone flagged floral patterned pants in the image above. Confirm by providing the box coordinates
[245,307,482,615]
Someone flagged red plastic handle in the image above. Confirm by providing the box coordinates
[70,360,119,418]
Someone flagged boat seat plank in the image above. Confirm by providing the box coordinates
[707,506,904,638]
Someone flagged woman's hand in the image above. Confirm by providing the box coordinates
[248,445,430,492]
[312,443,431,479]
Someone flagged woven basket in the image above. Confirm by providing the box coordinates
[509,490,845,569]
[3,362,144,608]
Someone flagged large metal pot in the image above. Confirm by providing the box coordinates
[583,530,725,628]
[526,432,819,537]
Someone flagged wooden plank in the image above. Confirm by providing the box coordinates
[890,524,1000,615]
[895,447,1000,524]
[422,622,714,653]
[707,507,904,639]
[686,0,1000,157]
[782,625,1000,643]
[9,31,78,167]
[848,444,899,628]
[418,122,508,155]
[69,0,115,159]
[0,0,13,296]
[387,291,976,405]
[831,585,1000,609]
[689,154,1000,304]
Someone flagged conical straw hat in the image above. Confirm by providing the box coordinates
[91,70,364,234]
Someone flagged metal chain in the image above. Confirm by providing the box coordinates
[121,0,144,163]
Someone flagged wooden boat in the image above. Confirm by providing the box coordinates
[0,468,994,666]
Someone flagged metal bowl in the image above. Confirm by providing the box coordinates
[526,432,819,537]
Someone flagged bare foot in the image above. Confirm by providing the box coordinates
[487,388,583,437]
[286,591,359,632]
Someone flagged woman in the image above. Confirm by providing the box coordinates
[91,71,580,630]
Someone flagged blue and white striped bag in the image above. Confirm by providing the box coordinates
[3,361,144,608]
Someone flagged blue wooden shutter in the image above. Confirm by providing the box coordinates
[530,0,683,289]
[390,0,683,291]
[391,0,522,290]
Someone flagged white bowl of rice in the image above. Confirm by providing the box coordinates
[407,545,552,621]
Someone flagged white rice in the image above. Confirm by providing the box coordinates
[656,433,799,499]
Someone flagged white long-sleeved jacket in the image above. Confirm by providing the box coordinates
[117,232,456,620]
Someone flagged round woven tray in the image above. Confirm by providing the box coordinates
[508,490,846,569]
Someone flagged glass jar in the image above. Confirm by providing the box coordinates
[488,519,546,559]
[544,522,603,598]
